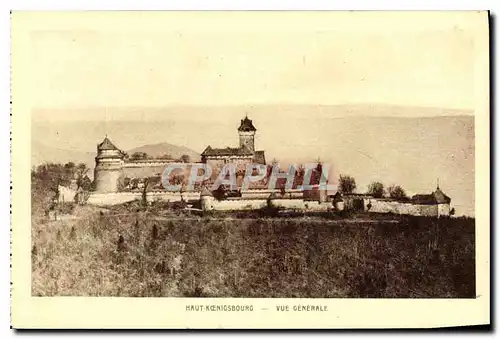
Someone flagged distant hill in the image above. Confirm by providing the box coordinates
[127,142,201,162]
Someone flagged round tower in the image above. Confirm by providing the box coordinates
[238,115,257,151]
[93,136,124,193]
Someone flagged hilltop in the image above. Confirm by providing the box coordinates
[127,142,201,162]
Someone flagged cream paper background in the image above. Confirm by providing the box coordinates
[11,11,490,328]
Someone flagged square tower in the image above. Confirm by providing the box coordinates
[238,116,257,151]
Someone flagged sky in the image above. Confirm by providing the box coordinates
[20,11,483,120]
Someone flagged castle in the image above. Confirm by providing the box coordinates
[201,116,266,177]
[90,115,452,218]
[93,115,266,193]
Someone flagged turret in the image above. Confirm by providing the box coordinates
[238,116,257,152]
[93,136,124,193]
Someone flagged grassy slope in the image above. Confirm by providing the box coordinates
[32,203,475,298]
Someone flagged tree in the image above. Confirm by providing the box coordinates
[63,162,76,179]
[180,154,191,163]
[33,162,71,190]
[387,185,407,200]
[79,175,92,191]
[338,175,356,194]
[75,163,90,189]
[130,152,149,161]
[32,162,79,216]
[368,181,385,198]
[76,162,88,176]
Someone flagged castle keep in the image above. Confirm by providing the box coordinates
[201,116,266,176]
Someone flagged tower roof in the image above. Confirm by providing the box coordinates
[238,116,257,132]
[433,187,451,204]
[97,136,119,151]
[411,187,451,205]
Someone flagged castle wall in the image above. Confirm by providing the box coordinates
[87,191,201,206]
[94,162,200,192]
[209,198,268,211]
[363,198,439,217]
[122,165,168,179]
[122,161,187,179]
[88,192,141,206]
[123,160,177,167]
[241,189,303,199]
[303,187,328,202]
[148,191,200,202]
[302,201,334,211]
[200,196,333,212]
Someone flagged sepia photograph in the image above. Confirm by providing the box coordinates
[11,10,490,329]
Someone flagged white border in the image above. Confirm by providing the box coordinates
[4,1,497,338]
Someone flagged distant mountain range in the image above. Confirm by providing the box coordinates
[32,104,473,123]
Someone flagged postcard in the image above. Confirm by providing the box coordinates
[10,10,490,329]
